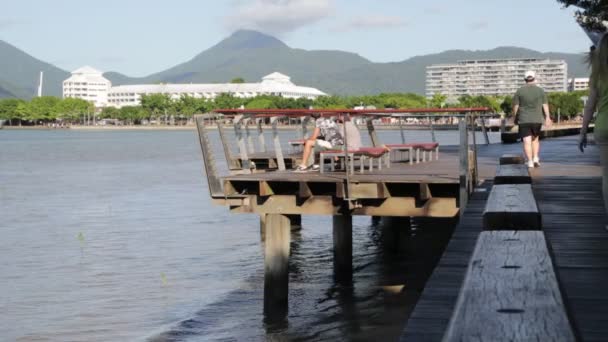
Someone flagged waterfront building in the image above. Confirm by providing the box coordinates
[426,58,568,97]
[107,72,326,108]
[568,77,590,92]
[62,66,111,108]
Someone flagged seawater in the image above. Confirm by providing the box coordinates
[0,129,499,341]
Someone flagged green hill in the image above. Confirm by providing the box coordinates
[0,30,590,97]
[103,30,588,95]
[0,85,15,98]
[0,40,69,98]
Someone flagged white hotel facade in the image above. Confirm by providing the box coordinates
[62,66,112,107]
[426,58,568,97]
[63,68,326,108]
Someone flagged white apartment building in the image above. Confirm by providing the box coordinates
[62,66,111,107]
[426,58,568,97]
[568,77,590,91]
[107,72,326,108]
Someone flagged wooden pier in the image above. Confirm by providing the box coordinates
[195,108,606,338]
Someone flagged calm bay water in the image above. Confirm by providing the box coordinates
[0,128,498,341]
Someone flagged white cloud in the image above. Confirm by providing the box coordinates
[469,21,489,31]
[225,0,334,35]
[332,15,408,32]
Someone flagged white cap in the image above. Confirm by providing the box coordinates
[524,70,536,80]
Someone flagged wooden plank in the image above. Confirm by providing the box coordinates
[499,153,525,165]
[483,184,541,230]
[443,231,576,342]
[494,163,531,184]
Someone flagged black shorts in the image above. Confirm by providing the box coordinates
[519,123,542,139]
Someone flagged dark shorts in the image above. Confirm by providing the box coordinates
[519,123,542,139]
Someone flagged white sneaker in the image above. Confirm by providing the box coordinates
[293,164,310,173]
[527,160,535,168]
[533,157,540,168]
[310,164,320,171]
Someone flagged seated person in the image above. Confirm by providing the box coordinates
[294,113,344,172]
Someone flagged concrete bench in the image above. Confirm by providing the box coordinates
[443,231,575,342]
[320,147,390,174]
[483,184,541,230]
[494,163,531,184]
[499,153,525,165]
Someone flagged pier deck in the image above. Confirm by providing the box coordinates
[402,136,608,341]
[220,145,493,217]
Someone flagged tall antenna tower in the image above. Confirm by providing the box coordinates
[37,71,44,97]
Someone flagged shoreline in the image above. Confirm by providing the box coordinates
[2,123,585,132]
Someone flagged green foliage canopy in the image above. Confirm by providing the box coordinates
[1,88,589,125]
[557,0,608,31]
[0,98,25,122]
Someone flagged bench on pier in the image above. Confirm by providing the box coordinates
[494,163,531,184]
[483,184,541,230]
[319,147,390,174]
[385,142,439,164]
[288,139,305,152]
[499,153,525,165]
[443,231,575,342]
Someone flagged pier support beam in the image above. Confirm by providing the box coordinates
[260,215,266,241]
[371,216,382,226]
[381,216,411,253]
[263,213,291,321]
[333,214,353,282]
[287,214,302,231]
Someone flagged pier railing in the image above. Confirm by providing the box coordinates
[195,108,496,211]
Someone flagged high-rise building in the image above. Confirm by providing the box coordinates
[568,77,590,92]
[426,58,567,97]
[62,66,111,107]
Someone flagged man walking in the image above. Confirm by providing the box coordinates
[512,70,553,168]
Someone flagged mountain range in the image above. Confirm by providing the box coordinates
[0,30,590,99]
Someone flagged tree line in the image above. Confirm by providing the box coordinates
[0,90,589,126]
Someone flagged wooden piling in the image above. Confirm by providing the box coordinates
[333,214,353,281]
[263,213,291,319]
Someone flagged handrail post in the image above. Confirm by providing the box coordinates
[234,114,251,173]
[481,116,490,145]
[301,116,311,139]
[399,116,406,144]
[271,116,286,171]
[342,114,351,201]
[256,118,267,152]
[217,117,240,170]
[469,114,478,188]
[195,115,223,197]
[428,115,436,143]
[244,116,255,154]
[366,117,380,147]
[459,115,469,214]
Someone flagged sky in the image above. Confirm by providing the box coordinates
[0,0,592,77]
